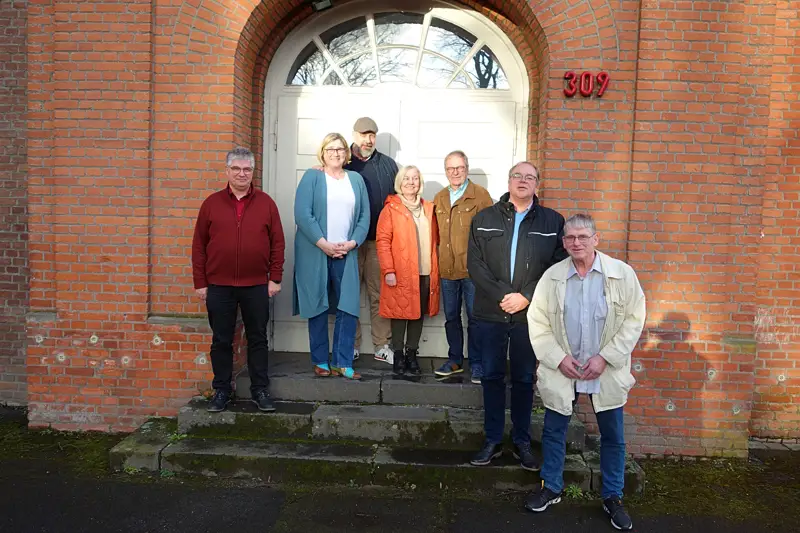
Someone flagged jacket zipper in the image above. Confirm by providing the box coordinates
[235,199,246,286]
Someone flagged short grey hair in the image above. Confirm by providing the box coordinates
[564,213,596,233]
[444,150,469,168]
[226,147,255,168]
[509,161,539,180]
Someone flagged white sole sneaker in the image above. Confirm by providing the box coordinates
[373,346,394,365]
[526,495,561,512]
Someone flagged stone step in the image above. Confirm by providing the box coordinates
[111,418,645,496]
[160,439,598,492]
[178,398,585,452]
[235,352,545,410]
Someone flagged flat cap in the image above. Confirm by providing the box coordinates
[353,117,378,133]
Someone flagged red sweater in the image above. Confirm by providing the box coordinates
[192,186,286,288]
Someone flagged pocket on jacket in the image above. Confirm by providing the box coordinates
[458,205,476,228]
[475,227,504,239]
[599,369,636,407]
[537,365,574,415]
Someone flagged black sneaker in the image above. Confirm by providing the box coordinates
[513,441,541,472]
[603,497,633,530]
[207,390,231,413]
[525,485,562,512]
[252,390,276,412]
[470,442,502,466]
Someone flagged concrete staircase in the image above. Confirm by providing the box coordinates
[110,353,645,495]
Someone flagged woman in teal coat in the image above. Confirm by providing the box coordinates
[293,132,370,380]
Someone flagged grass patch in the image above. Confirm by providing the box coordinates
[628,456,800,527]
[0,408,125,477]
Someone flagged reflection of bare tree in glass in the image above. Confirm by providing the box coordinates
[430,33,501,88]
[292,50,327,85]
[470,47,502,89]
[327,23,411,86]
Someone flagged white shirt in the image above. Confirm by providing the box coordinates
[325,173,355,244]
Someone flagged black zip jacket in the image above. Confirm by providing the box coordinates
[467,193,567,323]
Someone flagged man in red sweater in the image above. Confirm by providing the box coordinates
[191,147,286,413]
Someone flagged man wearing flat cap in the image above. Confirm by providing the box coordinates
[345,117,399,365]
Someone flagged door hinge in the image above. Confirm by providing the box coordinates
[272,120,278,151]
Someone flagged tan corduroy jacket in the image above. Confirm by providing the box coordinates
[433,180,493,280]
[527,251,646,415]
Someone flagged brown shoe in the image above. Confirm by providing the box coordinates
[314,365,331,377]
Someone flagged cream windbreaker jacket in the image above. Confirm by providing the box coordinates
[527,251,646,415]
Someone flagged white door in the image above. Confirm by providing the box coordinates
[265,2,529,356]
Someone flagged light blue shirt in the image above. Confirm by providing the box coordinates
[449,179,469,206]
[509,202,532,283]
[564,253,606,394]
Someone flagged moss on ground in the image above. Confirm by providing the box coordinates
[627,456,800,527]
[0,408,125,477]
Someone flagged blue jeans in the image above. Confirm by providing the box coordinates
[479,320,536,446]
[541,399,625,499]
[441,278,479,368]
[308,257,357,369]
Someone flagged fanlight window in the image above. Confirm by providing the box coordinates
[288,13,510,89]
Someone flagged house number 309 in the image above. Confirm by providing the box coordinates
[564,71,610,98]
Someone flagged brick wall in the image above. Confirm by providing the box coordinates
[0,0,28,405]
[21,0,800,452]
[750,1,800,438]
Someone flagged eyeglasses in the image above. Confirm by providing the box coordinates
[324,147,347,155]
[445,165,466,174]
[562,234,595,244]
[229,166,253,174]
[510,173,538,182]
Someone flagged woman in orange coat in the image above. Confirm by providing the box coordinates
[375,165,440,376]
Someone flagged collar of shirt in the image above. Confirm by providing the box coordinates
[227,184,253,201]
[449,179,470,205]
[567,252,602,279]
[515,201,533,216]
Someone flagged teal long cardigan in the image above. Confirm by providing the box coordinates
[292,169,370,319]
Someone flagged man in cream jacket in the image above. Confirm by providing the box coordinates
[525,213,645,531]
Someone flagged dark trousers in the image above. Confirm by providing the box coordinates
[391,275,429,351]
[206,284,270,397]
[479,319,537,446]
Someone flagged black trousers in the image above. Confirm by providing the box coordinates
[206,284,270,396]
[391,275,430,352]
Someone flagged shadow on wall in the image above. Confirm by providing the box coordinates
[641,312,723,455]
[377,132,400,161]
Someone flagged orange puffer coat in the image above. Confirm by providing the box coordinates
[375,195,440,320]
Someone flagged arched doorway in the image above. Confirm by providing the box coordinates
[264,0,530,355]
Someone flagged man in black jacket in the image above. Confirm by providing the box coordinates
[345,117,398,365]
[467,161,567,470]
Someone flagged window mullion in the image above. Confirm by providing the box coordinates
[446,38,483,88]
[413,12,433,86]
[313,35,351,87]
[366,15,381,85]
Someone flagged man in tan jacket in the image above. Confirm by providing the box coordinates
[524,213,645,531]
[433,150,493,383]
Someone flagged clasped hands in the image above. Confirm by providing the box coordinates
[558,354,607,381]
[317,238,357,258]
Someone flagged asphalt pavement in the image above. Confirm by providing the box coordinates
[0,458,781,533]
